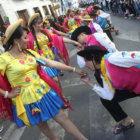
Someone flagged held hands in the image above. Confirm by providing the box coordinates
[76,46,83,52]
[75,68,87,76]
[80,73,94,88]
[8,87,21,98]
[80,73,91,83]
[74,42,82,48]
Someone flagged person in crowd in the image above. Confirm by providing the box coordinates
[64,9,80,35]
[42,19,70,76]
[0,19,88,140]
[118,0,124,15]
[74,9,83,27]
[71,26,117,68]
[89,12,114,41]
[47,18,60,31]
[85,4,92,15]
[81,15,103,34]
[112,0,118,15]
[93,6,112,24]
[63,9,71,32]
[78,45,140,134]
[43,19,70,37]
[124,6,131,19]
[133,0,140,19]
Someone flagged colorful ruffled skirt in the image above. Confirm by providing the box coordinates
[12,89,64,127]
[43,58,60,78]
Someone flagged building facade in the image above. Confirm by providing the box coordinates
[0,0,62,32]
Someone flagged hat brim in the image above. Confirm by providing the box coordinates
[4,19,23,45]
[71,26,92,41]
[77,45,108,58]
[28,13,40,27]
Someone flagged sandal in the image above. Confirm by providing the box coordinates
[113,120,135,135]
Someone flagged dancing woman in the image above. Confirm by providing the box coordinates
[27,14,81,107]
[43,19,70,37]
[65,9,80,35]
[0,19,88,140]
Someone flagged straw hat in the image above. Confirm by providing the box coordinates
[4,19,23,45]
[81,15,92,21]
[28,13,40,27]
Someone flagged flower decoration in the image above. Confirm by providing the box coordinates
[41,84,45,89]
[33,73,37,79]
[131,53,135,58]
[25,77,31,83]
[19,60,25,64]
[37,89,41,94]
[29,58,34,63]
[122,52,126,57]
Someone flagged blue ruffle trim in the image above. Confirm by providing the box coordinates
[12,89,64,127]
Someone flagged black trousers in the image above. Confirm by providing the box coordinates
[104,29,113,42]
[100,90,140,122]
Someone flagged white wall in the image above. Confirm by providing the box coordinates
[0,0,61,24]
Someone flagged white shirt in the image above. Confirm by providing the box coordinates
[108,51,140,68]
[92,75,114,100]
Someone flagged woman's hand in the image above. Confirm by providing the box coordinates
[8,87,21,98]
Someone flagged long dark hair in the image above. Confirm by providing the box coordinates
[48,18,60,31]
[85,50,108,87]
[4,26,29,51]
[29,16,51,54]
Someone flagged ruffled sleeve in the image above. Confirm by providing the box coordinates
[0,55,8,76]
[27,49,41,59]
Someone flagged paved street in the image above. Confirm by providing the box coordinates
[1,15,140,140]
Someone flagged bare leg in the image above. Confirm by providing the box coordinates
[53,76,63,96]
[37,121,58,140]
[53,109,88,140]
